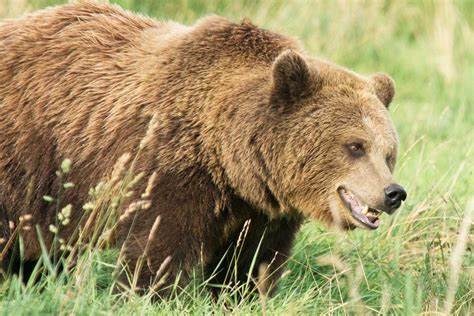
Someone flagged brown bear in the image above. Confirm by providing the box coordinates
[0,1,406,296]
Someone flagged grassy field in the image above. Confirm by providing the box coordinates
[0,0,473,314]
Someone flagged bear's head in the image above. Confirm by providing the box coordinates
[254,50,406,230]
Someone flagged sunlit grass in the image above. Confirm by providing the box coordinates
[0,0,472,314]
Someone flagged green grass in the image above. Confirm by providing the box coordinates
[0,0,473,314]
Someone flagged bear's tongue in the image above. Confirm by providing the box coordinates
[338,188,380,229]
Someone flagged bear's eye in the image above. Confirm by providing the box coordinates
[386,154,395,169]
[346,142,365,158]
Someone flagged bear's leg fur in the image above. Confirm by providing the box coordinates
[114,168,223,296]
[249,216,302,296]
[118,215,204,297]
[207,213,302,297]
[0,204,10,273]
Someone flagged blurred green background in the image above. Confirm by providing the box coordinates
[0,0,472,314]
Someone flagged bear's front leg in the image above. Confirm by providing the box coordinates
[114,169,222,297]
[207,213,302,297]
[241,214,302,296]
[118,227,192,298]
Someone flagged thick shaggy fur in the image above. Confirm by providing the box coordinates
[0,2,400,295]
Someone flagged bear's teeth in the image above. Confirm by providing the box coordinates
[368,209,381,217]
[361,206,369,215]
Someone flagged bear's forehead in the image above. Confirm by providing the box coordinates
[361,111,398,151]
[316,87,397,150]
[310,59,368,89]
[317,83,380,115]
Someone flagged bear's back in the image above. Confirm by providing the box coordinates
[0,2,177,247]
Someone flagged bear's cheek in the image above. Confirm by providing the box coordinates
[292,168,357,223]
[285,185,337,222]
[278,140,353,219]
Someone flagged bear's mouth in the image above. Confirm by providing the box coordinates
[337,187,381,229]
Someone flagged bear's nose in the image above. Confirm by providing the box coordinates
[384,184,407,213]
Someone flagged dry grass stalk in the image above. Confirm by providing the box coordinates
[150,255,172,292]
[145,215,162,271]
[110,153,132,186]
[316,254,349,275]
[433,0,457,83]
[130,215,162,292]
[347,264,366,314]
[139,113,159,150]
[142,171,158,199]
[257,263,269,316]
[442,199,473,314]
[0,226,18,262]
[236,219,251,249]
[118,200,151,224]
[0,0,29,18]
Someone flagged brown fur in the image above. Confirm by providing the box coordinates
[0,1,402,295]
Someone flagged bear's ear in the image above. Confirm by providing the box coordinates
[371,73,395,107]
[271,50,317,111]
